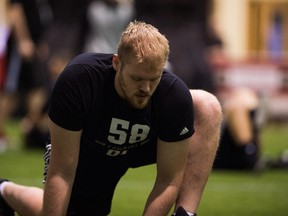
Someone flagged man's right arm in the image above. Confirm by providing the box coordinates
[42,119,82,216]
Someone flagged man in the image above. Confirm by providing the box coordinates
[0,21,221,216]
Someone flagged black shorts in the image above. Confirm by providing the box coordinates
[213,124,259,170]
[43,142,157,216]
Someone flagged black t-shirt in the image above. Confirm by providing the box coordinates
[49,53,194,161]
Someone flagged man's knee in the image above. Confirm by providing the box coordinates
[189,89,222,127]
[186,90,221,168]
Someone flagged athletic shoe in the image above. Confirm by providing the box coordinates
[0,179,15,216]
[172,206,189,216]
[173,206,198,216]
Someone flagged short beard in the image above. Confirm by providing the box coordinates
[118,71,149,109]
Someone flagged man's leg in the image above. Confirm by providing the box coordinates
[175,90,222,213]
[1,181,43,216]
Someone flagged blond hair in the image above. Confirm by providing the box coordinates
[117,21,169,69]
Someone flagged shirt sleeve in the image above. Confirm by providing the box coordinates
[157,77,194,142]
[48,64,92,131]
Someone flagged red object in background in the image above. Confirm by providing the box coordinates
[0,55,6,89]
[213,59,288,121]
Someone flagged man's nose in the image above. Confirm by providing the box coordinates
[139,80,151,92]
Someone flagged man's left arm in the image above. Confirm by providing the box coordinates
[142,137,191,216]
[174,90,222,214]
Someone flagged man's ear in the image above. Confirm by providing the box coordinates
[112,54,120,70]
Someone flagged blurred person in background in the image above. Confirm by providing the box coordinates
[23,50,72,149]
[213,88,261,170]
[28,0,92,148]
[43,0,91,59]
[78,0,134,54]
[1,0,95,149]
[12,0,50,149]
[0,0,46,152]
[214,87,288,170]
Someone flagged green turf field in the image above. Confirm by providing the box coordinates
[1,121,288,215]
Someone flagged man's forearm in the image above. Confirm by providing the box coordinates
[176,147,217,213]
[175,129,220,213]
[42,176,72,216]
[176,90,221,213]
